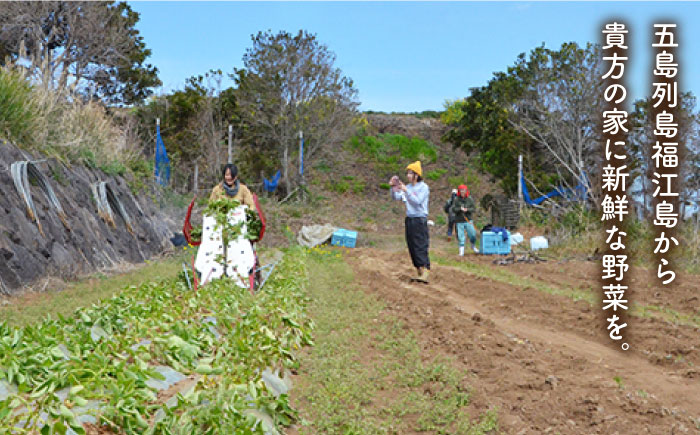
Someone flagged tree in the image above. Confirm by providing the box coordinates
[0,1,160,105]
[629,93,700,219]
[133,71,235,191]
[444,42,604,205]
[442,85,533,195]
[232,30,359,195]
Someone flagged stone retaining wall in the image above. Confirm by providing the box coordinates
[0,141,174,295]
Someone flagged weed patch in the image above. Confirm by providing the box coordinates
[347,132,438,178]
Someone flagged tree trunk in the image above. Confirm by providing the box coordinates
[641,172,648,220]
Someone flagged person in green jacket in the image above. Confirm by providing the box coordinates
[450,184,478,256]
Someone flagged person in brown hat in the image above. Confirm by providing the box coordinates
[390,161,431,283]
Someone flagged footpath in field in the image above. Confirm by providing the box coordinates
[290,247,499,434]
[334,245,700,434]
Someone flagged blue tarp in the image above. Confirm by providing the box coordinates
[263,170,281,192]
[155,124,170,186]
[490,226,510,242]
[521,173,588,206]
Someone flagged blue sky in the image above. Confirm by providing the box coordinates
[129,1,700,112]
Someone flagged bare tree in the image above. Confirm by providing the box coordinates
[628,93,699,219]
[505,43,604,206]
[0,1,159,104]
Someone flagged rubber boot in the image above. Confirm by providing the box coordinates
[459,246,464,256]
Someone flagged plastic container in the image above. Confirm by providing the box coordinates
[331,229,345,247]
[343,230,358,248]
[510,232,524,245]
[530,236,549,251]
[480,231,511,255]
[331,229,358,248]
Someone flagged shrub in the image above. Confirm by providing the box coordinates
[346,132,438,170]
[351,180,365,194]
[425,168,447,181]
[447,176,463,187]
[328,180,350,194]
[464,167,482,190]
[383,133,437,163]
[328,178,364,194]
[315,161,332,173]
[100,161,127,176]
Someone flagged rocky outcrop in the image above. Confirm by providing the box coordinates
[0,141,174,295]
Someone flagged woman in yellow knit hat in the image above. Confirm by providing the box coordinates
[390,160,431,283]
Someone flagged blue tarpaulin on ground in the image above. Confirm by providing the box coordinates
[263,170,281,192]
[155,124,170,186]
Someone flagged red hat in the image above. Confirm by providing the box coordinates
[457,184,469,197]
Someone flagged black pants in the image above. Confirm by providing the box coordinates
[447,217,455,236]
[405,216,430,269]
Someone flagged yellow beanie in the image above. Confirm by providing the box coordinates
[406,161,422,177]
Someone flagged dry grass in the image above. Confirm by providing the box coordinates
[0,63,138,169]
[520,205,700,273]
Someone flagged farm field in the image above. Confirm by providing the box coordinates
[1,230,699,434]
[328,241,700,434]
[2,3,700,434]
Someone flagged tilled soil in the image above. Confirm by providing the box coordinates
[344,247,700,434]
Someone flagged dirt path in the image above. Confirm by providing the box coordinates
[344,248,700,434]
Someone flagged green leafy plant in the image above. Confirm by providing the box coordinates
[447,176,463,188]
[189,225,203,242]
[100,160,127,176]
[346,132,438,178]
[613,376,624,389]
[425,168,447,181]
[327,180,350,194]
[351,180,365,194]
[0,247,313,434]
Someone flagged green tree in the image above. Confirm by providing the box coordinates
[0,1,160,105]
[232,30,359,195]
[443,42,603,204]
[442,85,531,195]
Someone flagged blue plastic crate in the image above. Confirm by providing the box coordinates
[331,229,358,248]
[343,230,358,248]
[480,231,511,255]
[497,231,511,255]
[331,229,346,247]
